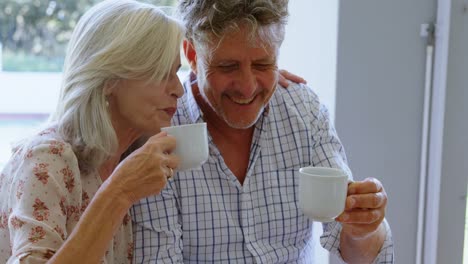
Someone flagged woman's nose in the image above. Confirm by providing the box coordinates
[170,77,184,98]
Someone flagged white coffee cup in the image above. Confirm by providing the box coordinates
[298,166,348,222]
[161,123,209,171]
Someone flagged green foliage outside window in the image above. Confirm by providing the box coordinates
[0,0,176,72]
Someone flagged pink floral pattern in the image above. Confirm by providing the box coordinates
[34,163,50,185]
[0,211,8,229]
[16,180,25,200]
[10,216,25,229]
[123,213,131,226]
[81,191,90,213]
[66,204,81,222]
[53,225,65,240]
[32,198,50,221]
[28,226,46,243]
[61,166,75,193]
[127,241,134,261]
[43,249,55,259]
[0,129,133,263]
[59,196,67,216]
[48,141,65,156]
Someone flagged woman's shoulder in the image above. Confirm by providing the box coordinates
[1,126,84,208]
[9,126,78,170]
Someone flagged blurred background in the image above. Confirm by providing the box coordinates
[0,0,181,169]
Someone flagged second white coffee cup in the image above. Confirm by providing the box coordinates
[161,123,209,171]
[298,166,348,222]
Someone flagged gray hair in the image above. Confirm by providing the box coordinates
[47,0,184,171]
[177,0,288,52]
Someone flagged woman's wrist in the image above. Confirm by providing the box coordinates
[98,178,134,212]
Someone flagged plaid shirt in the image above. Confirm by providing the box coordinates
[131,76,394,263]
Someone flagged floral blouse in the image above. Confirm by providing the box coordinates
[0,127,133,263]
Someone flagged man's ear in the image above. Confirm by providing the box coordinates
[183,39,197,73]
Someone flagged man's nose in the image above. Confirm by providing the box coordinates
[237,67,257,97]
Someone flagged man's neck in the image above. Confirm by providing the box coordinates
[192,83,254,183]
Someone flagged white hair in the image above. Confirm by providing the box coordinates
[46,0,184,171]
[177,0,288,55]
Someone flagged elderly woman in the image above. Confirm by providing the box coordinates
[0,0,183,263]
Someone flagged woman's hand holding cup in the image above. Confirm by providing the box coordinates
[108,131,180,205]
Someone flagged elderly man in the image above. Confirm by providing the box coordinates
[132,0,394,263]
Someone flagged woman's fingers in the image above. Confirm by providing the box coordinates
[278,69,307,87]
[147,133,177,154]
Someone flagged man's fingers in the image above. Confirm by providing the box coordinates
[346,192,387,210]
[348,177,383,195]
[337,208,383,224]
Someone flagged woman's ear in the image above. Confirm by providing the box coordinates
[103,79,119,96]
[183,39,197,73]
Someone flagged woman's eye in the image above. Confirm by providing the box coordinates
[165,71,177,80]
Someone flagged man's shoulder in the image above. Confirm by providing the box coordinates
[271,82,321,113]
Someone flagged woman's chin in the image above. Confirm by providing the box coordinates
[141,127,162,137]
[159,120,172,130]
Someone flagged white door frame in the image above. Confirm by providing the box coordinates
[424,0,468,263]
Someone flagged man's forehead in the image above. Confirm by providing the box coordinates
[218,27,270,46]
[208,46,276,63]
[207,36,277,59]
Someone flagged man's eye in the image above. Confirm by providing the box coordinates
[218,64,237,71]
[254,64,274,71]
